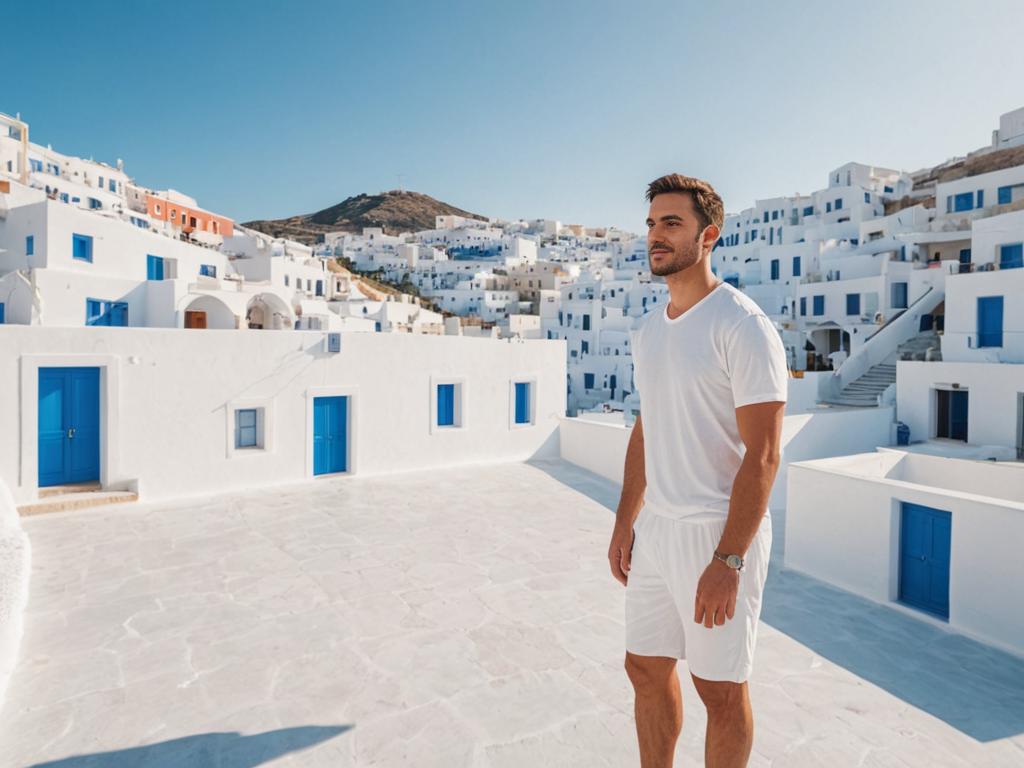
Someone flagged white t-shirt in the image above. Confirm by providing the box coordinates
[630,281,788,520]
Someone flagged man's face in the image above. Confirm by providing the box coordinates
[645,192,707,277]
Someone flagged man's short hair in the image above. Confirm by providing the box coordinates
[645,174,725,233]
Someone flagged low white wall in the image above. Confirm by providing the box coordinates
[786,456,1024,657]
[897,361,1024,449]
[0,327,566,504]
[558,405,894,510]
[785,372,831,413]
[0,477,30,714]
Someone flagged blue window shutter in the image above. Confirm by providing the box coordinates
[999,243,1023,269]
[0,303,5,323]
[437,384,455,426]
[835,198,842,209]
[26,235,34,256]
[800,297,806,316]
[86,299,104,326]
[954,192,974,212]
[793,256,801,276]
[946,196,952,213]
[976,190,983,208]
[72,233,93,262]
[584,373,595,389]
[846,293,860,315]
[770,259,779,280]
[826,202,831,213]
[998,186,1012,205]
[813,295,824,316]
[864,192,870,203]
[236,409,258,448]
[515,382,529,424]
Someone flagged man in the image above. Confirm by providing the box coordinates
[607,174,787,767]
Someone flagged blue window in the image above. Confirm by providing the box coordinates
[0,302,4,323]
[437,384,456,427]
[316,279,324,296]
[88,198,101,210]
[864,192,871,203]
[86,299,128,327]
[826,202,832,213]
[583,373,595,389]
[751,229,757,239]
[770,259,779,280]
[813,295,824,316]
[846,293,860,315]
[72,233,93,262]
[514,382,530,425]
[285,275,289,287]
[998,186,1012,205]
[109,179,116,193]
[884,185,894,193]
[375,322,381,332]
[976,190,983,208]
[59,193,69,204]
[236,409,258,448]
[1000,243,1023,269]
[800,297,807,316]
[771,210,778,220]
[762,212,769,223]
[146,254,164,280]
[581,340,589,354]
[29,159,42,172]
[26,235,34,256]
[98,175,104,188]
[582,314,591,331]
[953,192,974,212]
[793,256,801,276]
[977,296,1003,348]
[892,282,908,309]
[199,264,217,277]
[803,206,813,216]
[835,198,843,209]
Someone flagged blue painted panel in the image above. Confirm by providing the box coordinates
[792,256,801,277]
[846,293,860,316]
[899,502,951,618]
[950,391,968,441]
[515,382,530,424]
[813,295,824,316]
[891,282,908,309]
[953,192,974,212]
[0,302,4,324]
[147,255,164,280]
[977,296,1004,348]
[799,297,806,316]
[583,373,595,389]
[38,367,100,487]
[437,384,455,427]
[999,243,1023,270]
[313,396,347,475]
[770,259,779,280]
[72,233,93,261]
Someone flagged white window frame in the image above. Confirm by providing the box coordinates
[430,375,467,433]
[226,398,275,458]
[508,375,538,429]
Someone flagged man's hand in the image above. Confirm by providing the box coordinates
[607,524,635,586]
[694,560,739,628]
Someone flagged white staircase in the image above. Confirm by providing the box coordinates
[822,362,896,407]
[896,331,942,361]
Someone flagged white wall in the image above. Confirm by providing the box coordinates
[897,361,1024,449]
[786,453,1024,656]
[0,476,30,715]
[0,327,566,505]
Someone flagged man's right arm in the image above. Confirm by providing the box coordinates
[608,413,646,585]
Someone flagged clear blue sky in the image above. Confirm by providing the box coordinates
[6,0,1023,231]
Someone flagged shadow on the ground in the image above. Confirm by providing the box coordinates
[28,725,352,768]
[536,459,1024,743]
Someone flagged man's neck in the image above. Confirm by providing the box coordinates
[664,267,722,320]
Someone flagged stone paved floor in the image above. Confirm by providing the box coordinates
[1,460,1022,767]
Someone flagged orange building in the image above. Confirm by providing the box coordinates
[146,194,233,238]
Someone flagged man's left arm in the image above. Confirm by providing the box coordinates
[693,400,784,629]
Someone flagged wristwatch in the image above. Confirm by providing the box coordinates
[713,550,744,571]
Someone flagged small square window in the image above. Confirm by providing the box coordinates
[26,235,34,256]
[433,380,464,430]
[72,233,93,262]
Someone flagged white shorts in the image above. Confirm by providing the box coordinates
[624,508,772,683]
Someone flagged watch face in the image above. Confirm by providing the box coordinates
[726,555,742,569]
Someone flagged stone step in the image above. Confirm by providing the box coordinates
[18,490,138,517]
[38,481,102,499]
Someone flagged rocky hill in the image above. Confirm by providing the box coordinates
[242,190,486,244]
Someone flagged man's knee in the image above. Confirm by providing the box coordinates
[625,652,677,693]
[690,674,748,713]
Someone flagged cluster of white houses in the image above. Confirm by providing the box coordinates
[0,107,1022,659]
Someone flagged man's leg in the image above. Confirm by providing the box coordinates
[690,674,753,768]
[625,652,683,768]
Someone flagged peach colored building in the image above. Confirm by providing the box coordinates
[146,194,233,238]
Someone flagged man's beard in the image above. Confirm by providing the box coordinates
[649,237,701,277]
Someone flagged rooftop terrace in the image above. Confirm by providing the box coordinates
[2,460,1022,767]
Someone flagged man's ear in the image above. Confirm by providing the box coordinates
[702,224,721,255]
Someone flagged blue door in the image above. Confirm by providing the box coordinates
[977,296,1003,347]
[38,367,101,487]
[891,282,907,309]
[313,396,348,475]
[147,255,164,280]
[899,502,951,619]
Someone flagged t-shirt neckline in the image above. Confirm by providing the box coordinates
[662,281,726,324]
